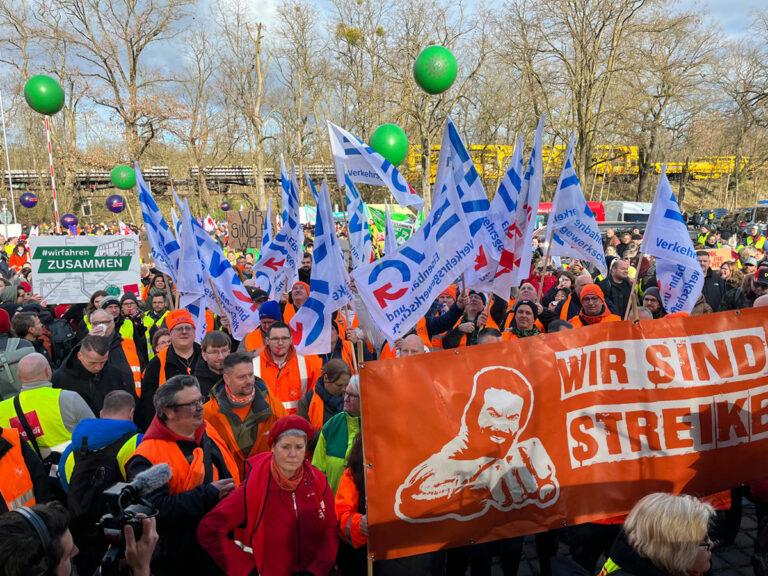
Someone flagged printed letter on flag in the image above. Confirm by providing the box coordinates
[639,165,703,313]
[290,176,353,354]
[345,174,373,267]
[136,162,179,282]
[329,122,423,209]
[544,136,607,277]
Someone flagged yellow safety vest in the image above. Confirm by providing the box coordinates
[63,432,141,485]
[0,387,71,451]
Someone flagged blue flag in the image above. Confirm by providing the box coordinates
[345,174,373,266]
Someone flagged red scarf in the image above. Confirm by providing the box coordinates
[578,304,612,325]
[270,457,305,491]
[224,383,255,407]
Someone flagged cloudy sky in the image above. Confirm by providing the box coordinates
[691,0,761,36]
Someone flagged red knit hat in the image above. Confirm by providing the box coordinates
[268,415,314,447]
[166,309,195,330]
[440,285,457,301]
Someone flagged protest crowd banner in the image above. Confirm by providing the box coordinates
[29,234,140,303]
[361,308,768,560]
[226,209,264,251]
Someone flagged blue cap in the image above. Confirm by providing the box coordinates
[259,300,283,322]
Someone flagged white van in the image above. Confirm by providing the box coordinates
[603,201,653,224]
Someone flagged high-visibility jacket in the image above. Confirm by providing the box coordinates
[0,387,71,451]
[203,393,282,478]
[283,302,297,324]
[0,427,35,511]
[205,309,215,333]
[568,313,622,328]
[155,346,196,387]
[129,425,239,495]
[61,432,141,488]
[253,349,321,414]
[242,328,265,353]
[338,339,357,374]
[142,311,168,334]
[121,338,143,397]
[82,313,93,332]
[307,392,325,432]
[335,468,366,549]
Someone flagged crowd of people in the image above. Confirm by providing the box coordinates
[0,215,764,576]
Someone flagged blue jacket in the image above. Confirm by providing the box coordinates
[59,418,142,492]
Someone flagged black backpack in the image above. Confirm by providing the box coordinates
[66,432,135,522]
[49,319,77,369]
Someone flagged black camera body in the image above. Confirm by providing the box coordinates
[96,482,158,576]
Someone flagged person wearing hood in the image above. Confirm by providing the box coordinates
[312,374,361,494]
[203,353,283,478]
[569,284,622,328]
[597,493,714,576]
[126,374,239,576]
[52,334,131,414]
[298,358,352,436]
[194,331,231,397]
[88,308,142,399]
[58,390,142,575]
[641,287,666,319]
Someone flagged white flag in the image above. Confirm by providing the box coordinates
[329,122,423,209]
[384,205,397,255]
[344,174,373,267]
[136,162,179,282]
[290,176,353,354]
[545,135,607,277]
[639,165,703,314]
[173,191,208,342]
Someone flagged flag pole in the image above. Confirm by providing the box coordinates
[537,238,553,302]
[623,276,638,321]
[43,116,61,233]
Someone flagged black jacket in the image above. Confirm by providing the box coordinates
[136,344,202,430]
[116,316,149,368]
[106,332,137,394]
[52,342,132,414]
[598,277,632,317]
[598,529,671,576]
[193,359,221,398]
[701,269,727,312]
[719,285,758,311]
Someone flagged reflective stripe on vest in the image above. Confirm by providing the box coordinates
[0,427,35,511]
[253,353,310,412]
[122,338,142,397]
[0,387,71,449]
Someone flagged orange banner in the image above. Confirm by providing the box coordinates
[360,308,768,560]
[707,246,734,269]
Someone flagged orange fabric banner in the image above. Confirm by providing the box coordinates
[361,308,768,560]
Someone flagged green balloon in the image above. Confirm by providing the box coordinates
[370,124,409,166]
[413,45,458,95]
[24,75,65,115]
[111,165,136,190]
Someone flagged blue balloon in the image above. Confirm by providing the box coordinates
[106,194,126,213]
[60,213,78,228]
[20,192,38,209]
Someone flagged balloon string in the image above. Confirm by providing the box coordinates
[44,115,61,233]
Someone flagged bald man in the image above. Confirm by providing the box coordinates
[398,333,430,357]
[0,352,93,455]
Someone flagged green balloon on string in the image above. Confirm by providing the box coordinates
[24,75,65,115]
[110,165,136,190]
[413,45,458,95]
[369,124,409,166]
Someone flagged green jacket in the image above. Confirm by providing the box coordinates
[311,411,359,493]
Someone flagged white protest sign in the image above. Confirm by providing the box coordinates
[30,235,141,304]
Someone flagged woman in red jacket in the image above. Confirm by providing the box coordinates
[198,415,338,576]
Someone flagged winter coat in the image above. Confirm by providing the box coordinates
[597,529,675,576]
[52,343,132,414]
[193,359,221,398]
[598,276,632,317]
[701,269,727,312]
[197,452,338,576]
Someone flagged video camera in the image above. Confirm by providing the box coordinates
[96,463,169,576]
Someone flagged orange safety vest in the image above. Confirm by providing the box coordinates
[0,427,35,511]
[156,347,196,386]
[339,340,357,374]
[307,391,325,432]
[130,425,240,495]
[379,343,396,360]
[335,468,367,549]
[121,338,143,397]
[203,397,279,478]
[283,302,296,324]
[205,309,215,333]
[243,329,265,353]
[559,294,573,320]
[568,313,622,328]
[253,350,320,414]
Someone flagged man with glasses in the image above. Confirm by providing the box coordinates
[568,284,622,328]
[193,331,232,397]
[127,375,238,576]
[253,322,321,415]
[136,310,201,430]
[88,309,143,398]
[240,299,282,355]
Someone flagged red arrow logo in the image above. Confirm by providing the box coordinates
[263,257,285,272]
[373,283,408,309]
[474,246,488,271]
[233,289,258,312]
[292,322,303,346]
